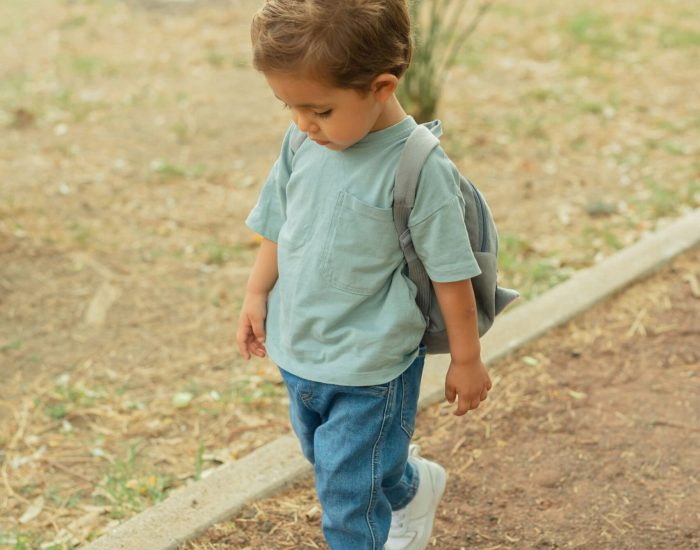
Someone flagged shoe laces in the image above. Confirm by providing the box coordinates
[389,508,408,537]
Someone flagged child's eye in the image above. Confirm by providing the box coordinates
[314,110,332,119]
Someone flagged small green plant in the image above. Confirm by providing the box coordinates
[0,339,23,351]
[206,49,226,68]
[150,159,206,181]
[200,238,242,265]
[71,55,103,76]
[96,446,172,517]
[194,442,205,481]
[566,10,619,56]
[43,379,101,420]
[69,220,91,245]
[644,178,681,218]
[399,0,492,122]
[659,25,700,49]
[498,234,570,299]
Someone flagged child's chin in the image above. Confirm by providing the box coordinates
[323,142,345,151]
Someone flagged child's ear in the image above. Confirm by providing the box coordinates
[371,74,399,102]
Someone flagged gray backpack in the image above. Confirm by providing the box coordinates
[393,121,519,354]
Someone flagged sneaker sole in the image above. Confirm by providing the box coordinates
[414,460,447,550]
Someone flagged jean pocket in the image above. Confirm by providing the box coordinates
[321,191,403,295]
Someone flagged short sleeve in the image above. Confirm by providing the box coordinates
[245,124,299,242]
[407,149,481,282]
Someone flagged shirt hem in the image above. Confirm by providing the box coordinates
[268,347,420,387]
[427,265,482,283]
[245,218,280,243]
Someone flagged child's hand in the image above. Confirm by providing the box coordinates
[237,292,268,360]
[444,358,492,416]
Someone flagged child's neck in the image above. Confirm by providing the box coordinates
[370,94,408,133]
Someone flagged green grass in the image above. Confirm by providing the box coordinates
[50,88,110,122]
[56,54,120,80]
[227,379,286,408]
[582,225,624,252]
[96,446,172,518]
[659,25,700,48]
[200,238,243,265]
[498,234,570,300]
[69,220,92,245]
[0,532,34,549]
[206,49,227,68]
[525,88,559,103]
[566,10,621,56]
[172,121,192,144]
[150,160,206,181]
[0,531,77,550]
[194,442,206,481]
[43,379,102,421]
[59,15,88,30]
[643,178,685,218]
[45,485,84,509]
[0,339,23,351]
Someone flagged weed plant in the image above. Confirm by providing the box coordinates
[399,0,492,122]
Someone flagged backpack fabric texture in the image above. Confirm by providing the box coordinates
[393,121,518,354]
[289,120,518,355]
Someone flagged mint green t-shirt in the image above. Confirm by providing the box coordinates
[246,116,480,386]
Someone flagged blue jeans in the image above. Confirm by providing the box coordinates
[279,350,426,550]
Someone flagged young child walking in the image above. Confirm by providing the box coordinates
[237,1,492,548]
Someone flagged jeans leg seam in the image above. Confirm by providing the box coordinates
[365,378,396,550]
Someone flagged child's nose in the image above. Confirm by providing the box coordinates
[293,111,316,134]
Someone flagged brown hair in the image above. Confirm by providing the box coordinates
[251,0,413,91]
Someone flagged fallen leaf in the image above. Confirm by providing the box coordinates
[19,496,44,524]
[173,391,194,408]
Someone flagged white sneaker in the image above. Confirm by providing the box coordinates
[385,445,447,550]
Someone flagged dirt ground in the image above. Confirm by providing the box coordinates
[1,0,699,547]
[185,248,700,550]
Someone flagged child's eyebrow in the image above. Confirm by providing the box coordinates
[273,94,330,110]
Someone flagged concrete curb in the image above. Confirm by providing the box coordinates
[85,209,700,550]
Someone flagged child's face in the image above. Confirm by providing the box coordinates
[265,72,389,151]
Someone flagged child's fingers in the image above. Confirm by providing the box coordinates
[236,325,252,360]
[251,339,267,358]
[251,316,266,345]
[444,383,457,404]
[454,395,470,416]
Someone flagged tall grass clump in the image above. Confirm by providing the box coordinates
[400,0,492,122]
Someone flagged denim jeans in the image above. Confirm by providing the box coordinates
[279,349,426,550]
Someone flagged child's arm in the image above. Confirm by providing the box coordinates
[237,237,278,360]
[432,279,492,416]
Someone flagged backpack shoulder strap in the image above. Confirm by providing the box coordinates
[393,123,441,319]
[393,125,441,214]
[393,124,441,238]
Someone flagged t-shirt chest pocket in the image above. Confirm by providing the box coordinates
[321,191,403,295]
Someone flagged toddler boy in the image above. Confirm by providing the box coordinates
[238,1,491,548]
